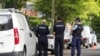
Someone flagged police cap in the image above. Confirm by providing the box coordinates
[75,17,81,22]
[57,16,62,20]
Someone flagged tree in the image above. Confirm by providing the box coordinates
[35,0,85,22]
[34,0,100,24]
[79,0,100,18]
[35,0,52,18]
[91,16,100,34]
[3,0,27,9]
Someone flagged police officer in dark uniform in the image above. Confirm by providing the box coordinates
[36,19,50,56]
[53,17,65,56]
[71,18,83,56]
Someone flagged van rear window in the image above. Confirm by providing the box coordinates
[0,15,13,31]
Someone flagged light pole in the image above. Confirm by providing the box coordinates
[0,0,3,8]
[51,0,55,33]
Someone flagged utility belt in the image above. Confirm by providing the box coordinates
[55,33,64,35]
[38,34,47,37]
[72,34,82,37]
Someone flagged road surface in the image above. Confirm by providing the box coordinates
[48,43,100,56]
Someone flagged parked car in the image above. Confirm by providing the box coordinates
[64,27,72,49]
[91,31,97,46]
[47,34,55,54]
[0,9,37,56]
[81,26,97,48]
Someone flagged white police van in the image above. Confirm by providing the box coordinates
[64,27,72,49]
[82,26,97,48]
[0,9,37,56]
[47,34,55,54]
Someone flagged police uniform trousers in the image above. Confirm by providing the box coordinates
[55,34,64,56]
[38,35,48,56]
[71,36,81,56]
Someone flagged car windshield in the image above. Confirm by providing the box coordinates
[0,15,13,31]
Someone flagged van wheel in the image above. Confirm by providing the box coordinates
[67,44,71,49]
[67,46,70,49]
[33,44,38,56]
[89,44,92,47]
[85,46,88,48]
[23,49,26,56]
[51,50,55,55]
[94,43,97,46]
[34,47,38,56]
[21,48,26,56]
[83,44,85,47]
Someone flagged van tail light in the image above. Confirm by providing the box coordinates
[14,28,19,45]
[48,36,54,39]
[83,38,87,40]
[64,39,70,42]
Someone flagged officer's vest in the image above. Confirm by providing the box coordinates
[72,24,83,36]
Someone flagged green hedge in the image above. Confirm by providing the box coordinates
[29,17,41,27]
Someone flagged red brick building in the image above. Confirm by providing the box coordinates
[21,2,38,17]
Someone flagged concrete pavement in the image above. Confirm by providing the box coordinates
[48,43,100,56]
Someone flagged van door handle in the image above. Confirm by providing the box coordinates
[6,34,12,36]
[19,29,24,30]
[29,33,32,37]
